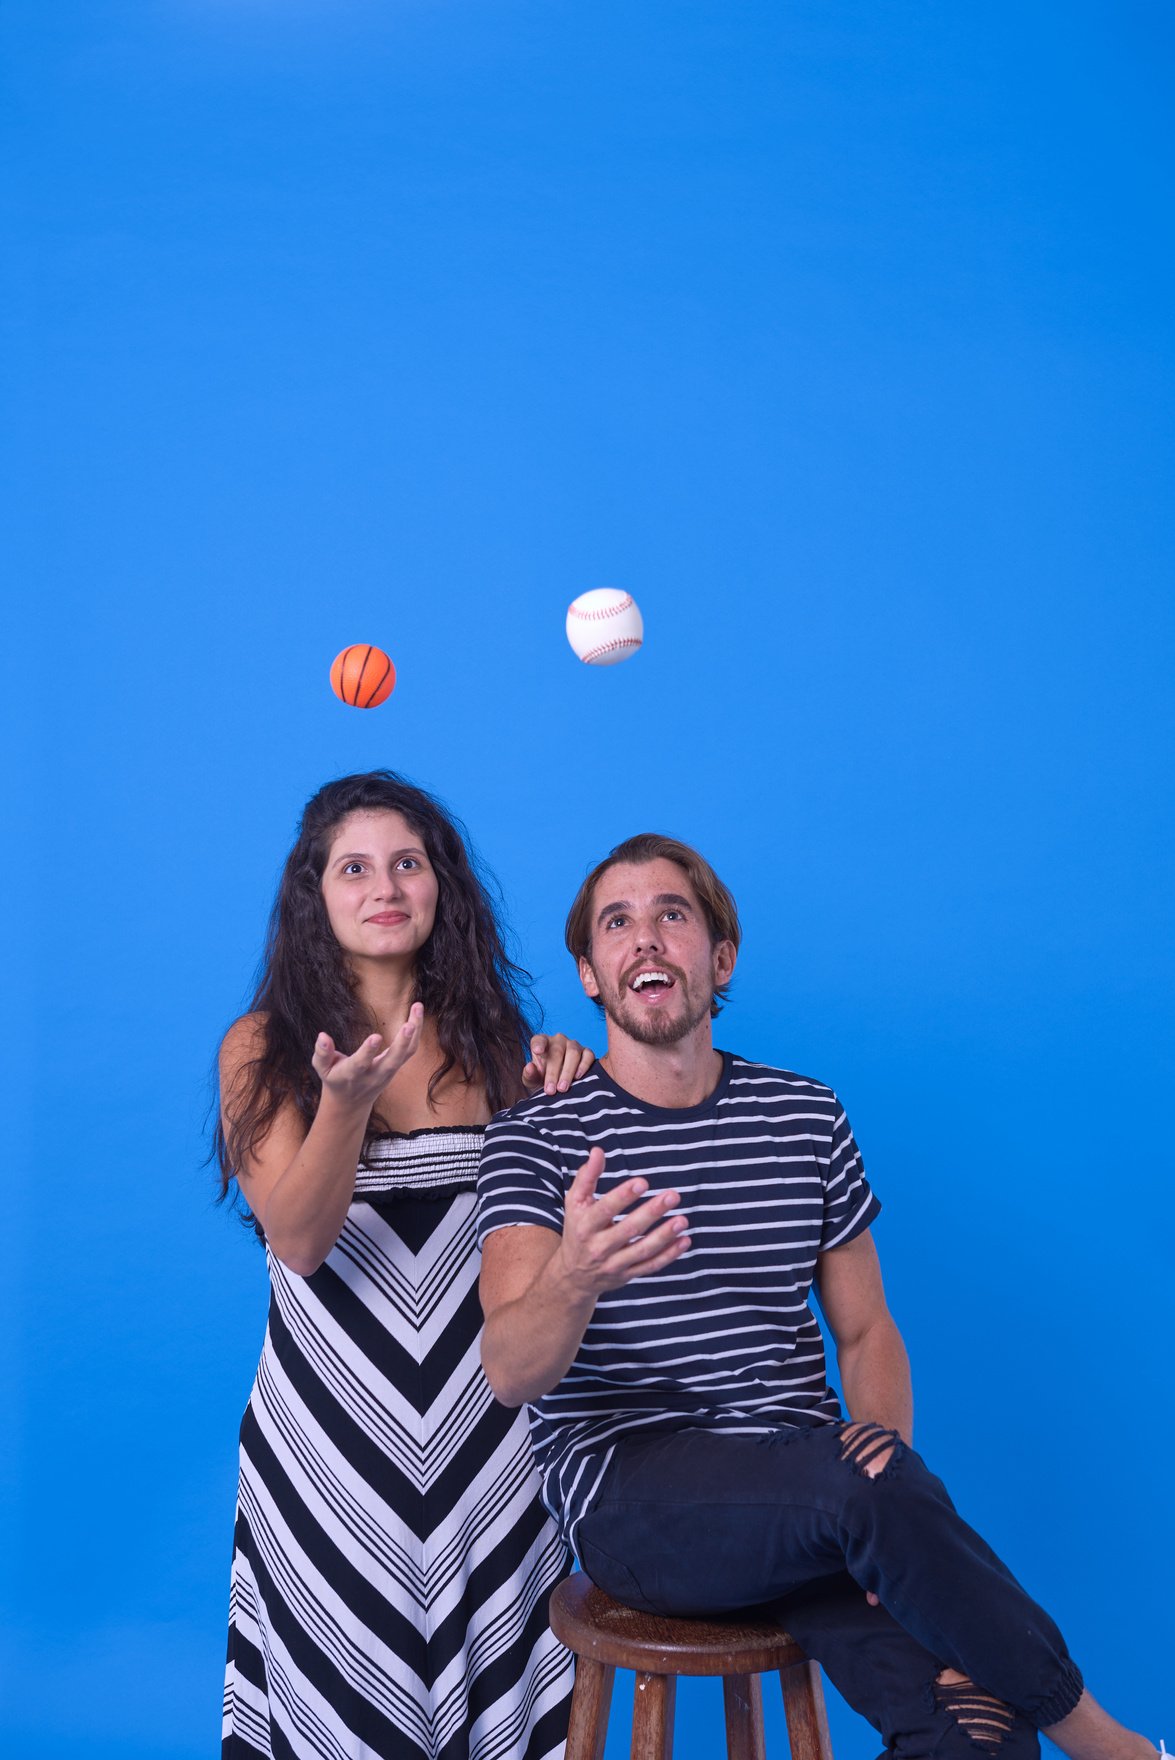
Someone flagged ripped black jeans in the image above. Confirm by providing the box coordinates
[574,1424,1084,1760]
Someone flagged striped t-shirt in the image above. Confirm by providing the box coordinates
[476,1052,880,1554]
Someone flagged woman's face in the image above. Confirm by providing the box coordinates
[320,809,440,968]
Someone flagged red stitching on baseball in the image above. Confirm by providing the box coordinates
[567,594,635,622]
[581,636,643,662]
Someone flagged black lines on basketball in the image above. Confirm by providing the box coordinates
[363,652,392,708]
[352,645,375,706]
[330,645,397,710]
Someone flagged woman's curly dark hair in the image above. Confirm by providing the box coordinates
[213,770,535,1208]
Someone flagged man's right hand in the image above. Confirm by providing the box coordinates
[555,1147,690,1297]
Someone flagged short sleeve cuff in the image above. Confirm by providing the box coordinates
[820,1189,881,1253]
[476,1211,565,1249]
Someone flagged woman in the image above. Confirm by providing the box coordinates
[216,770,589,1760]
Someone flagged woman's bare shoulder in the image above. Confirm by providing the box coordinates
[220,1010,269,1073]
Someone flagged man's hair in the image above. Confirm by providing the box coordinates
[564,833,742,1017]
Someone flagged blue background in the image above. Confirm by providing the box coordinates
[3,2,1172,1754]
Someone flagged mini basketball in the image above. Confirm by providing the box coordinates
[330,644,396,708]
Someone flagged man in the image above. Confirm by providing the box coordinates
[476,833,1155,1760]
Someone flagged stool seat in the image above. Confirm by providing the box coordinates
[550,1573,809,1676]
[551,1575,834,1760]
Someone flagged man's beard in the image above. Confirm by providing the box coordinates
[602,978,713,1046]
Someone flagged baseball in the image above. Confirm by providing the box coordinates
[565,588,644,666]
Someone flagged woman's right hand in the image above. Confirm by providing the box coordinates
[311,1001,424,1112]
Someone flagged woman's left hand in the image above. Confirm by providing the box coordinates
[521,1034,596,1097]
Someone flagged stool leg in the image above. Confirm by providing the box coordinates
[631,1671,676,1760]
[722,1672,766,1760]
[565,1657,616,1760]
[779,1660,833,1760]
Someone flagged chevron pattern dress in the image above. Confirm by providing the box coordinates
[223,1127,574,1760]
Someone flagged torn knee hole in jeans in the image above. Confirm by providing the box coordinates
[933,1671,1016,1754]
[837,1421,903,1478]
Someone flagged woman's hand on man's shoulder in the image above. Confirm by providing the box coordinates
[521,1035,596,1098]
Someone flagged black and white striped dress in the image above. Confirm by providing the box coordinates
[223,1127,574,1760]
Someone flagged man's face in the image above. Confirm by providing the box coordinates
[578,858,736,1047]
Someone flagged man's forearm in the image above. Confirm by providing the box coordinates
[836,1315,914,1442]
[481,1252,598,1408]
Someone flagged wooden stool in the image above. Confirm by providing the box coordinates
[550,1574,834,1760]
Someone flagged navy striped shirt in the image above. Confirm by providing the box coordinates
[476,1053,880,1554]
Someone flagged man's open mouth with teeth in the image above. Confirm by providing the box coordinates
[626,967,679,999]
